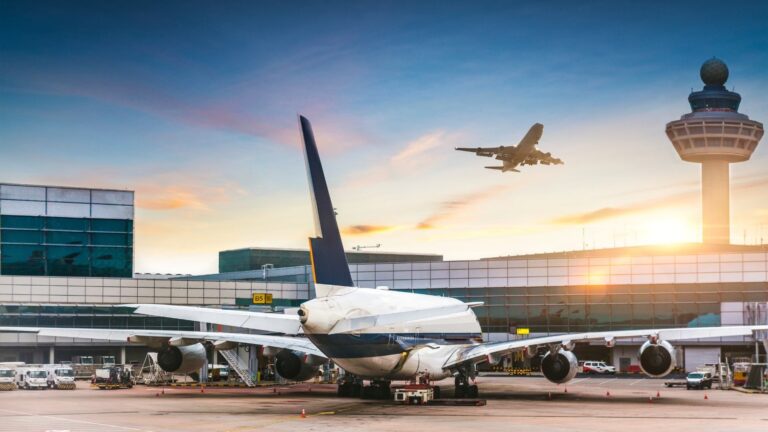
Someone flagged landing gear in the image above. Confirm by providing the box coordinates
[337,377,391,399]
[362,380,392,399]
[337,376,363,397]
[454,370,479,399]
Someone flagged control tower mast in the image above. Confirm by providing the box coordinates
[666,58,764,244]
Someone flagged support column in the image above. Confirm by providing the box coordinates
[49,346,55,364]
[249,346,259,383]
[701,160,730,244]
[198,322,208,383]
[120,346,126,365]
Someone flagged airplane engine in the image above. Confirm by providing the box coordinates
[541,349,578,384]
[157,343,207,374]
[275,350,322,382]
[639,340,676,377]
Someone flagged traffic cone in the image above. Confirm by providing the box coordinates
[704,393,708,400]
[656,391,660,398]
[273,387,277,393]
[162,388,165,395]
[300,408,306,418]
[564,386,568,393]
[547,392,552,400]
[201,385,205,393]
[605,390,610,397]
[155,392,160,397]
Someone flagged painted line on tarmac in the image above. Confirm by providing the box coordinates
[597,378,616,385]
[569,378,587,385]
[0,408,149,432]
[629,378,645,386]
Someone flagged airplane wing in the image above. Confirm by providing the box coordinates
[522,149,563,166]
[443,325,768,368]
[125,304,302,335]
[455,146,511,158]
[0,326,326,358]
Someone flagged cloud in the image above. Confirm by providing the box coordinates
[390,131,446,164]
[341,225,397,235]
[417,184,512,229]
[36,170,245,212]
[2,63,366,152]
[551,174,768,225]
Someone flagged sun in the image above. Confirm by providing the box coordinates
[642,216,694,245]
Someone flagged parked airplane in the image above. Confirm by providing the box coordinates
[2,116,766,399]
[456,123,563,172]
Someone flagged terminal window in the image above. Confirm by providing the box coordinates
[0,215,133,277]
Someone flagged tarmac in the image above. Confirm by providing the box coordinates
[0,376,766,432]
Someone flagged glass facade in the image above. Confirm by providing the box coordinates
[389,283,767,334]
[0,215,133,277]
[346,254,768,336]
[0,304,193,330]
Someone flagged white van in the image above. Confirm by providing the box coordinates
[44,364,76,389]
[16,367,49,390]
[0,368,16,390]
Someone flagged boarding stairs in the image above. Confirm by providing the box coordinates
[220,349,255,387]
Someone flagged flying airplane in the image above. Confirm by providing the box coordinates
[3,116,766,399]
[456,123,563,172]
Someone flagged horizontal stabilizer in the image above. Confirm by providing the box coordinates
[126,304,302,335]
[485,166,519,172]
[0,326,325,357]
[329,302,482,335]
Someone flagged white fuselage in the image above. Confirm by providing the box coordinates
[299,286,482,380]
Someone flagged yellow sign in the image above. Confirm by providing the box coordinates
[516,327,530,335]
[252,293,273,304]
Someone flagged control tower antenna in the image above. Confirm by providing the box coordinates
[666,58,764,244]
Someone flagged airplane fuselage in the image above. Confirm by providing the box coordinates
[299,287,481,380]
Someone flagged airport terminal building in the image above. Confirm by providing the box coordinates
[2,226,766,372]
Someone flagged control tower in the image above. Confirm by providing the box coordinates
[666,58,764,244]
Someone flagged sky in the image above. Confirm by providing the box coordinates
[1,0,767,274]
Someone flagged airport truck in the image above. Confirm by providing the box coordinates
[92,366,134,389]
[44,364,77,389]
[16,367,49,390]
[0,367,17,390]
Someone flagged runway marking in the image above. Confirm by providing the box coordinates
[0,408,149,432]
[597,378,616,385]
[629,379,645,386]
[569,378,587,385]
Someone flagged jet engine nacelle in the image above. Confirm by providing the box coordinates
[275,350,322,382]
[639,340,676,377]
[157,343,207,374]
[541,349,578,384]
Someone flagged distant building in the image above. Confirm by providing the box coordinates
[218,247,442,273]
[0,183,134,277]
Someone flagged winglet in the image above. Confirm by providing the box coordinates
[299,116,355,290]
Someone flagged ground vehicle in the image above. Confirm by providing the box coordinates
[44,365,76,389]
[208,365,231,381]
[93,366,134,389]
[16,367,49,389]
[686,372,712,390]
[0,368,16,390]
[580,361,616,374]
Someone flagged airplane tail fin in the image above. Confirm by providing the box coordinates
[299,116,355,293]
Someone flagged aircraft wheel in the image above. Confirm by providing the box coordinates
[467,385,479,398]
